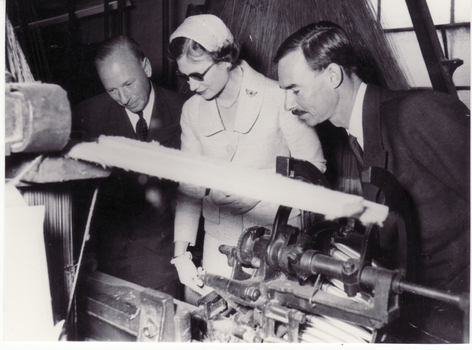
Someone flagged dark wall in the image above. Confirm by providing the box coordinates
[7,0,205,107]
[68,0,185,105]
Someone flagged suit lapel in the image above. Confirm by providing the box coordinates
[148,84,180,146]
[362,84,388,201]
[109,101,137,139]
[363,84,387,169]
[200,99,224,136]
[233,61,265,134]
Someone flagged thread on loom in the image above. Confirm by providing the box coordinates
[206,0,409,90]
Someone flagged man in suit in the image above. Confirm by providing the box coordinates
[275,22,469,343]
[73,36,188,298]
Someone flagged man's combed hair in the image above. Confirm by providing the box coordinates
[168,37,240,70]
[95,36,146,66]
[274,21,358,77]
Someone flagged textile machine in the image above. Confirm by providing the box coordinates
[74,152,469,343]
[5,81,110,340]
[65,136,469,343]
[5,81,467,342]
[172,157,468,343]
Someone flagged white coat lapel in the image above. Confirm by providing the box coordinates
[198,61,265,137]
[200,98,225,136]
[233,61,265,134]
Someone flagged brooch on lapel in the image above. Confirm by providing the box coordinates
[246,89,258,98]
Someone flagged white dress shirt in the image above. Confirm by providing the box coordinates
[125,84,155,132]
[347,82,367,150]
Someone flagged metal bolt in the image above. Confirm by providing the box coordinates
[246,287,261,301]
[343,260,355,273]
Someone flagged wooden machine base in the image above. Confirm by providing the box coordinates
[76,271,198,342]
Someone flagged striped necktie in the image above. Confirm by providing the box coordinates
[348,134,363,167]
[136,111,148,141]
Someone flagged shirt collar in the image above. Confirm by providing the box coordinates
[347,82,367,149]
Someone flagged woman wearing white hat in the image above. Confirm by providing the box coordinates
[168,14,326,296]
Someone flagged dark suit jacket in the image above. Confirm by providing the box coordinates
[73,83,188,290]
[361,84,470,293]
[74,83,186,146]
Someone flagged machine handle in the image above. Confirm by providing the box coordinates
[395,280,468,311]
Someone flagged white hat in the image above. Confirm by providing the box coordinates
[169,14,234,52]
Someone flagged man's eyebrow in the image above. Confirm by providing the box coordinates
[122,78,134,86]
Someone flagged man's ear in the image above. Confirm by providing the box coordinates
[327,63,344,89]
[142,57,152,78]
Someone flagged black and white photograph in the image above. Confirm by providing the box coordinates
[2,0,471,346]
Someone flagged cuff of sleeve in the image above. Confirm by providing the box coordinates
[170,251,192,265]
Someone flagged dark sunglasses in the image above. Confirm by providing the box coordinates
[176,62,216,82]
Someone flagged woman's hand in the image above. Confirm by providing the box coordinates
[171,252,212,295]
[208,190,260,215]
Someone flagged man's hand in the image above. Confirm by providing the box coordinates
[208,190,260,215]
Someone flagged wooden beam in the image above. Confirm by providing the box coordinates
[404,0,460,97]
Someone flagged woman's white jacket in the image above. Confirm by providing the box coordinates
[174,60,326,247]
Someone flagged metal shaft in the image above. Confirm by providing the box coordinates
[306,251,467,311]
[397,280,467,310]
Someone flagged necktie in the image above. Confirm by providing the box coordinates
[348,134,363,167]
[136,111,148,141]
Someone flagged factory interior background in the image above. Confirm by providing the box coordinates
[5,0,470,108]
[2,0,471,345]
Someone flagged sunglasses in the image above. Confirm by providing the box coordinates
[176,62,216,82]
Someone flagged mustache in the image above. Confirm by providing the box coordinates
[291,109,308,117]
